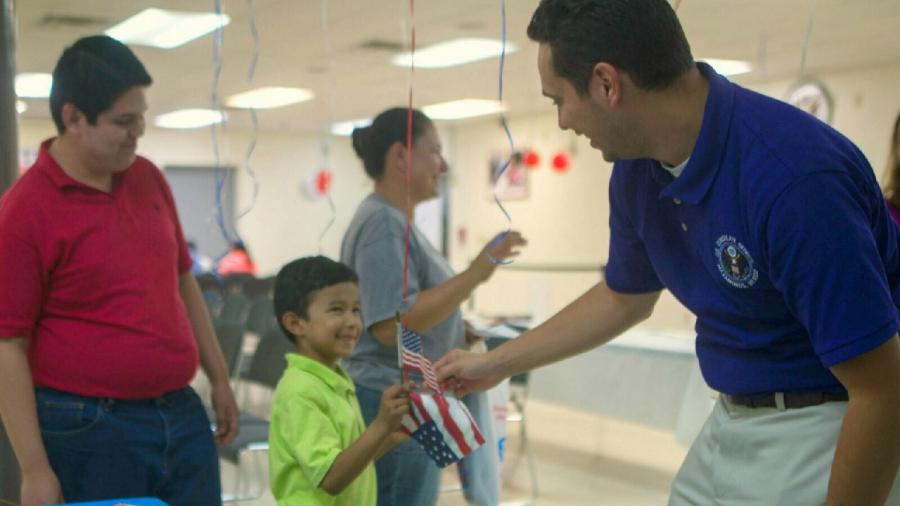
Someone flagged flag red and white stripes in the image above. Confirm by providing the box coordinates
[397,323,485,467]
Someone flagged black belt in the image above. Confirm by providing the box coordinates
[724,391,848,409]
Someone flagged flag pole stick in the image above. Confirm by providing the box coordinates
[395,311,402,371]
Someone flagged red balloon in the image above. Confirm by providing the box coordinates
[551,152,570,173]
[316,169,332,194]
[523,150,541,169]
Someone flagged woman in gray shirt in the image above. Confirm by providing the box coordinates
[341,107,525,506]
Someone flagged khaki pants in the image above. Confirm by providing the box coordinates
[669,396,900,505]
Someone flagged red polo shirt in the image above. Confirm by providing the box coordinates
[0,139,198,399]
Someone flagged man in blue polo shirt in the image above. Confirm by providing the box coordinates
[436,0,900,504]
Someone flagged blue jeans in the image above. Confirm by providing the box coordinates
[457,392,500,506]
[356,383,441,506]
[36,386,220,505]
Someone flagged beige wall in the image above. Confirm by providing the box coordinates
[18,119,374,275]
[749,61,900,184]
[17,59,900,335]
[445,60,900,333]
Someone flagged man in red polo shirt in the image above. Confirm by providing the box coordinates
[0,36,239,505]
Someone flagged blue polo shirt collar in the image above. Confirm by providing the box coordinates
[286,352,354,396]
[658,62,736,204]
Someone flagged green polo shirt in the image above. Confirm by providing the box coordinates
[269,353,376,505]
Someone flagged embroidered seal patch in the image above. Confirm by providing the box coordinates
[715,235,758,288]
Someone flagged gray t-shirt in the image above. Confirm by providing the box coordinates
[340,193,467,391]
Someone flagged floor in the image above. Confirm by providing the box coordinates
[214,380,688,506]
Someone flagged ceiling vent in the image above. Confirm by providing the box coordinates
[357,39,405,52]
[37,14,108,28]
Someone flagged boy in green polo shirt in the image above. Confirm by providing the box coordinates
[269,255,411,505]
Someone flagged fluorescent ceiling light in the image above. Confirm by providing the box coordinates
[225,87,314,109]
[331,118,372,136]
[423,99,505,120]
[155,109,225,129]
[701,58,752,76]
[15,73,53,98]
[16,100,26,114]
[106,8,230,49]
[392,38,518,69]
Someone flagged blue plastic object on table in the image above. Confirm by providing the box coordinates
[55,499,169,506]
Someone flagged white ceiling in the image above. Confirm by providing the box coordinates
[13,0,900,134]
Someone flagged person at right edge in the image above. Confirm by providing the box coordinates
[881,112,900,226]
[435,1,900,504]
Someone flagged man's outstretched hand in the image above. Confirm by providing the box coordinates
[435,349,505,396]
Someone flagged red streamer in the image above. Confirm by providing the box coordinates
[402,0,416,306]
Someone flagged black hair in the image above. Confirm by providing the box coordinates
[883,111,900,209]
[351,107,433,180]
[273,255,359,343]
[527,0,694,94]
[50,35,152,133]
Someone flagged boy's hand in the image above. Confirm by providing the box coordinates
[389,430,411,446]
[373,382,412,433]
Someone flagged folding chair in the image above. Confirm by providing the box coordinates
[218,328,292,501]
[217,413,270,502]
[244,296,276,337]
[196,273,224,319]
[215,323,246,378]
[240,327,291,389]
[216,292,251,329]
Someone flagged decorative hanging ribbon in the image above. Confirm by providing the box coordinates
[211,0,233,247]
[488,0,516,265]
[799,0,818,76]
[317,138,337,254]
[235,0,261,226]
[402,0,416,305]
[316,0,339,253]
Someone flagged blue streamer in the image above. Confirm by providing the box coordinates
[245,0,259,83]
[488,0,515,265]
[235,108,259,223]
[211,0,234,247]
[235,0,261,224]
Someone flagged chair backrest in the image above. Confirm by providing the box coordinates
[242,276,274,299]
[242,327,292,389]
[196,272,223,292]
[244,296,277,336]
[216,292,251,328]
[222,273,255,295]
[196,273,225,319]
[215,323,245,377]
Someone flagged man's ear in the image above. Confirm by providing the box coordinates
[60,103,85,133]
[281,311,307,338]
[590,62,623,107]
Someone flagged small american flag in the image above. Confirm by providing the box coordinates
[399,327,440,392]
[396,322,485,467]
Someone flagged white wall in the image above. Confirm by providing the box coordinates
[17,59,900,333]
